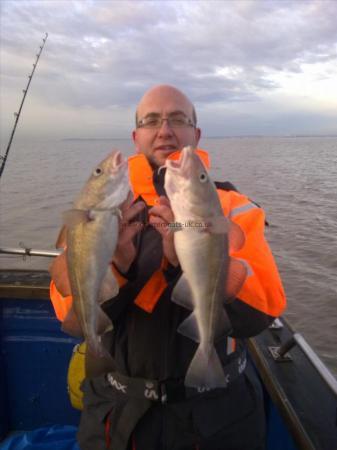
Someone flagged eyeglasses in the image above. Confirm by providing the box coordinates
[137,113,195,129]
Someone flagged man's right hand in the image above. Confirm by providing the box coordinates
[112,200,146,273]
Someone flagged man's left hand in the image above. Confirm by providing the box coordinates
[149,196,179,267]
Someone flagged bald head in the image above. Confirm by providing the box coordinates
[132,84,201,167]
[136,85,197,126]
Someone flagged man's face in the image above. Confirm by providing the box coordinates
[132,87,201,167]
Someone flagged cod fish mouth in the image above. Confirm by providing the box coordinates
[113,151,123,167]
[166,146,194,175]
[109,151,128,175]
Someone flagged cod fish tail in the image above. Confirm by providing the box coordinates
[186,344,228,389]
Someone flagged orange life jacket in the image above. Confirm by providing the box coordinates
[50,148,286,321]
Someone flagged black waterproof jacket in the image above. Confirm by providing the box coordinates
[77,174,268,450]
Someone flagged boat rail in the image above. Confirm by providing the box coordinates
[250,318,337,450]
[268,326,337,397]
[0,246,61,258]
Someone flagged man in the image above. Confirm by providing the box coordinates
[50,85,286,450]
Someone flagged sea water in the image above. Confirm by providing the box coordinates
[1,136,336,375]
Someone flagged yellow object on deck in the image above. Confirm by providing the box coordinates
[67,342,86,410]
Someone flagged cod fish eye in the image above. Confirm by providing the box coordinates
[93,167,102,176]
[199,172,208,183]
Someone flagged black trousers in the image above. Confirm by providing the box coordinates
[78,361,266,450]
[130,362,266,450]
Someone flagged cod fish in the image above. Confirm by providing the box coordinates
[63,151,130,357]
[165,146,247,388]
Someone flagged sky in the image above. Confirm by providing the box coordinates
[1,0,337,141]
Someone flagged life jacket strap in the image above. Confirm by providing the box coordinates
[106,349,246,404]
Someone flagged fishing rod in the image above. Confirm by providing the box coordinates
[0,245,60,259]
[0,32,48,179]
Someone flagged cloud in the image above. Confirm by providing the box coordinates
[1,0,337,138]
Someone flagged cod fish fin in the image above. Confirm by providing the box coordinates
[61,306,84,339]
[84,304,113,359]
[55,225,67,249]
[224,257,248,302]
[172,274,194,310]
[185,345,227,389]
[177,312,200,343]
[63,209,90,227]
[125,190,135,208]
[205,215,229,234]
[87,334,111,359]
[206,217,245,250]
[228,221,245,252]
[99,267,119,303]
[96,307,113,335]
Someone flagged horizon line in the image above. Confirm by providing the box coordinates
[59,133,337,141]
